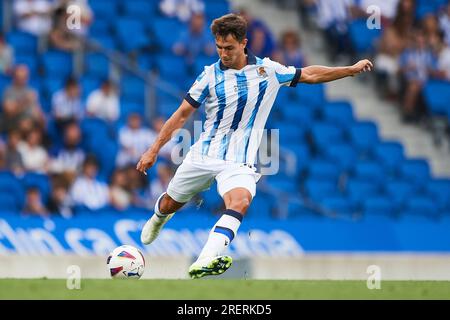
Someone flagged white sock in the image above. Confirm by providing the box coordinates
[154,193,173,220]
[197,209,243,262]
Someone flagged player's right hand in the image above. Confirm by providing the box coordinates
[136,151,158,175]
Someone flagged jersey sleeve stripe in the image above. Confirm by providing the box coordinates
[184,93,201,108]
[289,68,302,87]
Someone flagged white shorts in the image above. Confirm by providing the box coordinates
[166,151,262,203]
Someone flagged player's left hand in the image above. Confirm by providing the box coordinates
[351,59,374,75]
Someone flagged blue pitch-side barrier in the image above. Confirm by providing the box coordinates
[0,212,449,256]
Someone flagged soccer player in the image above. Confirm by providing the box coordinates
[137,13,373,279]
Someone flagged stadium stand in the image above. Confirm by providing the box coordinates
[0,0,448,227]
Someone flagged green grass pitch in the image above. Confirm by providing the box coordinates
[0,279,449,299]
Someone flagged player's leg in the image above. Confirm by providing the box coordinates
[189,167,258,279]
[141,159,214,245]
[140,193,185,245]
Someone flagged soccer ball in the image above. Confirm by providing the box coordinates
[107,245,146,279]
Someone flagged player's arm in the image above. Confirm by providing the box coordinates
[136,99,196,174]
[299,59,373,84]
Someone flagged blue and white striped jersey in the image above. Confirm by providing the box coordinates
[185,50,301,165]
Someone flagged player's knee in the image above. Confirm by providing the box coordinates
[227,197,251,215]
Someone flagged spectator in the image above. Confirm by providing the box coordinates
[159,0,205,22]
[124,164,150,209]
[0,65,44,134]
[55,0,93,36]
[149,162,174,206]
[116,113,157,167]
[173,13,215,72]
[0,33,14,75]
[0,139,6,170]
[399,30,436,121]
[51,77,83,130]
[152,116,177,162]
[17,127,49,173]
[22,187,49,217]
[49,6,83,51]
[13,0,53,37]
[273,30,307,68]
[422,13,440,40]
[86,79,120,123]
[311,0,353,61]
[46,177,73,218]
[374,0,416,99]
[48,121,85,181]
[70,155,109,210]
[349,0,400,26]
[429,31,450,81]
[5,130,25,176]
[109,168,132,211]
[439,3,450,46]
[239,9,276,58]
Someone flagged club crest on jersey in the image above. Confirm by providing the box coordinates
[257,67,268,78]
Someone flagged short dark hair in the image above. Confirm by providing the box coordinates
[210,13,247,42]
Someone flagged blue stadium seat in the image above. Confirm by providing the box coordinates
[311,122,344,149]
[295,83,325,109]
[353,161,384,184]
[348,19,382,54]
[42,51,73,78]
[89,0,118,20]
[7,31,38,54]
[156,55,188,85]
[0,172,25,209]
[324,143,357,171]
[399,159,430,184]
[122,0,157,21]
[22,173,51,202]
[200,186,223,211]
[42,76,65,100]
[80,118,111,144]
[266,175,298,194]
[346,179,379,205]
[85,53,110,78]
[272,121,305,142]
[15,54,39,74]
[348,121,379,153]
[149,18,185,51]
[120,101,145,122]
[80,76,101,99]
[372,141,404,171]
[281,105,314,128]
[405,197,439,218]
[204,1,230,19]
[322,101,354,127]
[248,196,274,218]
[308,160,340,181]
[283,143,310,171]
[115,18,149,52]
[0,193,20,212]
[121,76,145,104]
[363,196,396,216]
[304,179,337,202]
[89,18,112,37]
[321,195,353,216]
[423,80,450,116]
[91,35,117,50]
[425,179,450,210]
[384,180,418,207]
[193,54,218,76]
[93,140,119,181]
